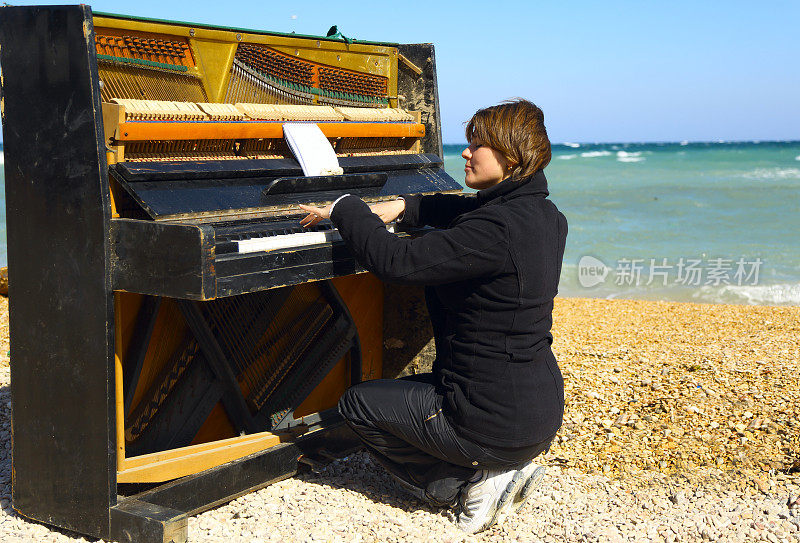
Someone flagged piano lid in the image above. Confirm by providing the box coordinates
[109,153,462,220]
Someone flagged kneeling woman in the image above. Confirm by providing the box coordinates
[299,99,567,534]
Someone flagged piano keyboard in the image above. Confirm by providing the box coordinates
[215,221,396,255]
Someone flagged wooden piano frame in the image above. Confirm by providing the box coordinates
[0,6,445,542]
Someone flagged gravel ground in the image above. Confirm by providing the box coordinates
[0,296,798,542]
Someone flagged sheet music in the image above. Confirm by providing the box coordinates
[282,123,344,177]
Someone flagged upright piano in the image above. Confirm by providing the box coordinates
[0,5,458,542]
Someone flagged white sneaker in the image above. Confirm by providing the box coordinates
[511,461,546,513]
[456,468,520,534]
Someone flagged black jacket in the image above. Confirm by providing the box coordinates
[330,170,567,447]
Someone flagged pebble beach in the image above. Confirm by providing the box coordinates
[0,296,798,542]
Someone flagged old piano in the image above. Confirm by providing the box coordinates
[0,5,459,542]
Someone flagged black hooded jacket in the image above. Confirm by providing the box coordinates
[330,170,567,447]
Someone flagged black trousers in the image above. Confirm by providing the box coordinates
[338,373,553,506]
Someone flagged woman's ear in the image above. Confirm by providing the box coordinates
[505,157,517,175]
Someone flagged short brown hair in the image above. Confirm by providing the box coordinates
[465,98,551,179]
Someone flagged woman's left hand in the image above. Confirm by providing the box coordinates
[298,204,332,227]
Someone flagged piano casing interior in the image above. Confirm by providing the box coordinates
[0,5,459,542]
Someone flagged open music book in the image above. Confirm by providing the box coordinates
[283,122,344,177]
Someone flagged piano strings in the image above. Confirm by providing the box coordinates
[95,28,206,103]
[99,62,208,103]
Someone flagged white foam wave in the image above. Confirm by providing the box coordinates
[795,155,800,161]
[563,142,580,148]
[580,150,611,158]
[694,283,800,306]
[680,141,689,146]
[557,154,577,160]
[0,152,4,165]
[742,167,800,180]
[616,150,645,163]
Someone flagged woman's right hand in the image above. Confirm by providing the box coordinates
[369,199,406,224]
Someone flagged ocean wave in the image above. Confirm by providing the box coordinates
[580,151,612,158]
[616,150,645,163]
[0,152,4,165]
[795,155,800,161]
[742,167,800,180]
[563,142,580,148]
[693,283,800,306]
[557,154,577,160]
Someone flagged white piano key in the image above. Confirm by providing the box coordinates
[235,223,396,254]
[236,230,341,254]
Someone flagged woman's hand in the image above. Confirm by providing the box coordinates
[369,199,406,224]
[298,203,332,228]
[300,199,406,228]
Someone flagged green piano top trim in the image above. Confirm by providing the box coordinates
[93,11,403,47]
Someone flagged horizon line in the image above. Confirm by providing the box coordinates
[444,139,800,146]
[0,139,798,147]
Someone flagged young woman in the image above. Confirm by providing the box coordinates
[299,99,567,534]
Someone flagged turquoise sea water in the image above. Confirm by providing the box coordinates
[444,141,800,305]
[1,142,798,305]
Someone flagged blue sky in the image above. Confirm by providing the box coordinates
[4,1,799,143]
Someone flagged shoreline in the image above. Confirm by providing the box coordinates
[556,293,800,308]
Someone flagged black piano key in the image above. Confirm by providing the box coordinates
[216,241,238,255]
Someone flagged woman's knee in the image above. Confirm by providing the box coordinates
[338,377,436,429]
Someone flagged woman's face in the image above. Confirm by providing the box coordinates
[462,141,510,190]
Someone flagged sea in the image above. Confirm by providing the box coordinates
[444,141,800,306]
[1,141,798,306]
